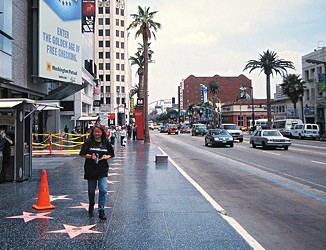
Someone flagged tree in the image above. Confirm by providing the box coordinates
[208,80,223,128]
[128,6,162,144]
[243,49,295,128]
[281,74,306,119]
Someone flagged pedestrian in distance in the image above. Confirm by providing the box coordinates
[133,124,138,140]
[0,126,13,183]
[110,126,116,147]
[79,124,114,220]
[120,127,126,147]
[64,125,69,139]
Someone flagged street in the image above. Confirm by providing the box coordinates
[150,131,326,250]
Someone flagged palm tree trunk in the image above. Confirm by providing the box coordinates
[143,35,150,144]
[138,68,144,99]
[266,74,272,129]
[294,102,297,119]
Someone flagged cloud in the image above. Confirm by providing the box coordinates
[170,32,217,47]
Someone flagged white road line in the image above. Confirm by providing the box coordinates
[262,151,280,156]
[312,160,326,165]
[155,143,265,250]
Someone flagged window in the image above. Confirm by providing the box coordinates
[105,18,110,25]
[101,98,104,104]
[116,86,120,92]
[98,18,103,25]
[105,63,110,70]
[116,19,119,26]
[99,7,103,14]
[121,53,124,60]
[121,9,124,16]
[121,75,125,82]
[99,75,103,81]
[105,29,110,36]
[121,86,125,93]
[116,75,120,81]
[106,97,111,104]
[121,64,124,71]
[121,42,124,49]
[121,31,124,37]
[116,30,119,37]
[106,86,110,92]
[122,98,125,104]
[99,41,103,47]
[99,63,103,70]
[116,41,119,48]
[99,29,103,36]
[105,7,110,14]
[106,75,110,81]
[116,63,120,70]
[116,52,119,59]
[105,41,110,47]
[116,97,120,104]
[105,52,110,58]
[121,20,124,27]
[101,86,103,93]
[99,52,103,59]
[116,8,119,15]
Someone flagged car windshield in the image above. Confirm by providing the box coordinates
[262,131,282,136]
[169,125,177,128]
[224,125,239,130]
[196,125,206,129]
[211,130,228,136]
[182,126,190,129]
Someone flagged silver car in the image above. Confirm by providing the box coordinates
[250,130,291,150]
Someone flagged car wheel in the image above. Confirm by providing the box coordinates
[284,146,289,150]
[210,140,214,147]
[230,143,234,147]
[251,141,256,148]
[239,138,243,142]
[298,134,302,139]
[205,139,208,146]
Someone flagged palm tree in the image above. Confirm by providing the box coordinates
[208,80,223,128]
[243,49,295,129]
[130,84,140,98]
[281,74,306,119]
[128,6,162,144]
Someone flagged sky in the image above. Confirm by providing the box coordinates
[127,0,326,106]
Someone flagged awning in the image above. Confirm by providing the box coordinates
[78,116,99,121]
[45,82,87,100]
[0,100,24,108]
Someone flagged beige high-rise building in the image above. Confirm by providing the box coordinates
[93,0,131,126]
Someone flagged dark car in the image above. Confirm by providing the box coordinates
[160,126,168,133]
[180,126,191,133]
[168,124,179,134]
[191,124,207,136]
[205,129,234,147]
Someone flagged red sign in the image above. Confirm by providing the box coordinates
[108,113,115,119]
[135,110,143,140]
[137,98,144,106]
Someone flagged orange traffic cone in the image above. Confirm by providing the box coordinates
[32,170,55,210]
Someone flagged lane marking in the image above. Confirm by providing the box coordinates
[152,139,265,250]
[312,160,326,165]
[290,148,326,155]
[262,151,280,156]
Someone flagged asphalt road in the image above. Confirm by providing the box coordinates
[150,131,326,250]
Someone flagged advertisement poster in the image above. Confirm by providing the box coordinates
[39,0,82,84]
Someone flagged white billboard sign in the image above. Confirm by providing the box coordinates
[39,0,82,84]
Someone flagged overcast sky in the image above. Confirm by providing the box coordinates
[127,0,326,105]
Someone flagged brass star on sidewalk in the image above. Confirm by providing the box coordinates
[50,195,72,201]
[69,202,111,210]
[6,212,54,223]
[47,224,102,238]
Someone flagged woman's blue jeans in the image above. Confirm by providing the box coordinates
[88,177,107,211]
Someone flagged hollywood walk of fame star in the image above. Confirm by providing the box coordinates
[6,212,54,223]
[50,195,72,201]
[109,173,122,176]
[110,163,121,166]
[110,167,122,170]
[107,180,120,184]
[47,224,102,239]
[69,202,111,210]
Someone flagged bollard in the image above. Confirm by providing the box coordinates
[60,132,63,150]
[49,134,52,155]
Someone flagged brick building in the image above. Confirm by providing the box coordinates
[179,74,252,110]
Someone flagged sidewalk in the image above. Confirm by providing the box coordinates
[0,139,254,250]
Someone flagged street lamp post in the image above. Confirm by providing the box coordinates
[239,85,255,129]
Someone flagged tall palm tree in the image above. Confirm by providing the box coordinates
[281,74,306,119]
[128,6,162,144]
[208,80,223,128]
[243,49,295,129]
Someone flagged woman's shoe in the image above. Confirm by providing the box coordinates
[88,203,94,216]
[99,210,106,220]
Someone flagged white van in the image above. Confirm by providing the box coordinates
[272,119,303,137]
[291,124,319,139]
[255,119,268,129]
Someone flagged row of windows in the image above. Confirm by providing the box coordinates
[98,29,125,37]
[99,86,125,93]
[101,97,125,105]
[99,74,125,82]
[98,7,124,16]
[98,40,124,49]
[98,52,125,60]
[98,63,125,71]
[98,18,125,27]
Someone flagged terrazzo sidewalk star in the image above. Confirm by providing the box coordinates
[109,167,122,170]
[69,202,111,210]
[6,212,54,223]
[107,180,120,184]
[49,195,72,201]
[110,163,121,166]
[109,173,121,176]
[47,224,102,238]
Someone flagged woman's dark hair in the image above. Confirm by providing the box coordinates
[89,124,107,142]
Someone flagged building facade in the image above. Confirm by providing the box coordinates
[93,0,131,126]
[302,47,326,135]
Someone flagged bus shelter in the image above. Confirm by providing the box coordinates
[0,99,60,182]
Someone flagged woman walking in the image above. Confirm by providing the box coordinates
[79,124,114,220]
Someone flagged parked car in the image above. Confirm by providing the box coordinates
[291,124,319,139]
[205,129,234,147]
[180,126,191,133]
[250,129,291,150]
[191,124,207,136]
[219,124,243,142]
[168,124,179,134]
[160,126,168,133]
